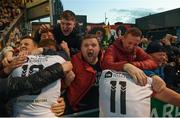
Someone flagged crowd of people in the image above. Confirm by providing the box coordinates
[0,9,180,117]
[0,0,22,31]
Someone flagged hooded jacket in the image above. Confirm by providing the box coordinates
[102,38,157,71]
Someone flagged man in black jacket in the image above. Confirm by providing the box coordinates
[0,61,72,116]
[34,10,81,56]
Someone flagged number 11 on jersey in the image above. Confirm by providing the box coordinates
[110,81,126,114]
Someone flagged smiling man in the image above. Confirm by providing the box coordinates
[35,10,81,56]
[10,36,71,117]
[102,27,158,86]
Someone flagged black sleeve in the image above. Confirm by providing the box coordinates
[1,63,65,100]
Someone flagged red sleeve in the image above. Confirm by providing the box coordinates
[102,45,128,71]
[131,48,158,70]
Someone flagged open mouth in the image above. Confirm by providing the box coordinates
[63,30,70,34]
[87,52,94,57]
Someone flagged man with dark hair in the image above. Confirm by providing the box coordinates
[35,10,81,56]
[7,36,73,116]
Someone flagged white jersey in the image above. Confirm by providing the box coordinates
[11,55,65,117]
[99,70,153,117]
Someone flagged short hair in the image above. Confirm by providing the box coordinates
[81,34,101,47]
[20,35,37,46]
[39,39,56,48]
[60,10,76,21]
[124,27,142,38]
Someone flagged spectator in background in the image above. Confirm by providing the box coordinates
[144,41,167,82]
[39,38,57,51]
[139,36,150,50]
[40,29,55,41]
[161,34,180,62]
[34,10,81,56]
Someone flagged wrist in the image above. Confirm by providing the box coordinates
[123,63,131,71]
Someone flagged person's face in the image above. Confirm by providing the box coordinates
[150,52,167,66]
[20,38,37,53]
[60,18,75,36]
[40,32,54,41]
[48,32,54,40]
[81,38,100,65]
[122,34,141,53]
[40,32,49,40]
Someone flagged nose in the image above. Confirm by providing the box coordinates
[88,45,93,50]
[20,43,25,48]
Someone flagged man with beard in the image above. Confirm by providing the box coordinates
[52,34,104,113]
[34,10,81,56]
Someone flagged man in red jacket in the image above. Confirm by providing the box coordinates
[53,34,103,113]
[102,27,158,86]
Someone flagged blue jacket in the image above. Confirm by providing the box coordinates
[144,66,165,80]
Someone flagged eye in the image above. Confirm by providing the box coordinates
[92,43,97,47]
[84,44,88,47]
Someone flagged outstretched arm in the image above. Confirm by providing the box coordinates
[153,87,180,106]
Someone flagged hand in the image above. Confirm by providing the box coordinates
[61,61,73,73]
[51,97,65,117]
[39,24,50,33]
[60,41,70,56]
[2,51,14,66]
[152,75,166,93]
[123,63,147,86]
[64,70,75,86]
[31,48,43,55]
[161,37,171,46]
[3,55,27,74]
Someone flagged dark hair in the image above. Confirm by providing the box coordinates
[20,35,37,46]
[124,27,142,38]
[20,35,33,40]
[39,39,56,48]
[60,10,76,21]
[81,34,101,47]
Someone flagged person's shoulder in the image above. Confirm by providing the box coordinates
[71,52,82,62]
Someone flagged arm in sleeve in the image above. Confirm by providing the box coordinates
[131,48,157,70]
[5,63,65,99]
